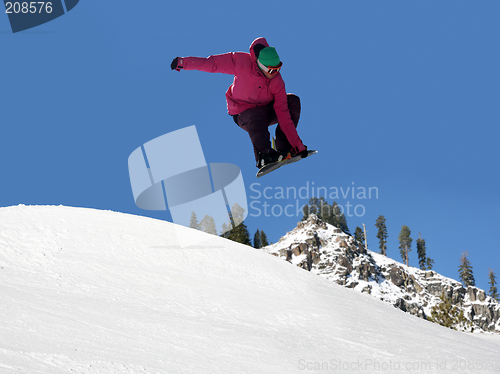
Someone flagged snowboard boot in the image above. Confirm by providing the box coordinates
[256,150,291,169]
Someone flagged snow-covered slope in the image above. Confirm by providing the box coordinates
[264,215,500,334]
[1,205,499,373]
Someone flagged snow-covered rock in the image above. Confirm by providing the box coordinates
[264,214,500,334]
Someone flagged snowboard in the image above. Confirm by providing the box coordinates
[256,150,318,178]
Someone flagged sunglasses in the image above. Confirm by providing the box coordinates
[257,60,283,75]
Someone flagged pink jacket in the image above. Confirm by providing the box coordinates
[179,37,305,152]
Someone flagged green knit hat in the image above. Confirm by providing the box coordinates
[258,47,281,67]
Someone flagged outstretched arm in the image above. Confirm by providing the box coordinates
[171,53,237,75]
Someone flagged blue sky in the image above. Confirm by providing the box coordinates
[1,0,499,291]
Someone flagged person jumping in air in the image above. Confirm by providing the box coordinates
[171,37,309,169]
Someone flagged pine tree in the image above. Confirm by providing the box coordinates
[253,229,262,249]
[337,213,350,235]
[488,269,499,301]
[306,197,320,218]
[230,203,246,227]
[354,227,365,244]
[317,197,330,221]
[259,230,269,247]
[220,205,251,246]
[301,198,350,235]
[375,215,388,256]
[221,220,252,245]
[199,215,217,235]
[325,201,340,226]
[416,233,434,271]
[328,201,350,234]
[398,225,412,266]
[302,203,310,221]
[189,212,200,230]
[427,293,473,332]
[458,251,475,287]
[304,198,328,223]
[221,221,231,236]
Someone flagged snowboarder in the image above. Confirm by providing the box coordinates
[171,37,309,169]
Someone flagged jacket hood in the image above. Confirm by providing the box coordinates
[249,37,270,63]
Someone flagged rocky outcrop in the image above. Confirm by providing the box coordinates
[264,215,500,334]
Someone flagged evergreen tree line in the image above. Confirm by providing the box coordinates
[300,198,434,271]
[188,206,269,250]
[372,216,434,270]
[303,197,498,301]
[301,197,350,234]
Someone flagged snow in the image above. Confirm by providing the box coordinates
[0,205,499,373]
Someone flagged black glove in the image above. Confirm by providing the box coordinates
[292,146,309,158]
[171,57,183,71]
